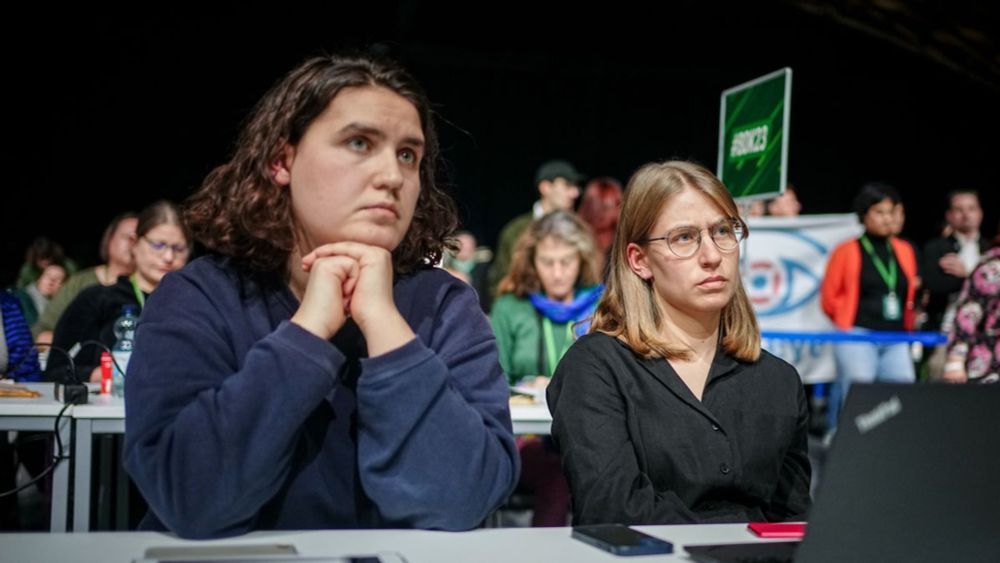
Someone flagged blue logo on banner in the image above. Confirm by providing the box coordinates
[744,229,827,317]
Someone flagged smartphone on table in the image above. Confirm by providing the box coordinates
[572,524,674,556]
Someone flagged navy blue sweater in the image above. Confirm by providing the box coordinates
[123,256,518,538]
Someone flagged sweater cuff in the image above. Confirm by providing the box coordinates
[358,337,433,385]
[274,320,346,380]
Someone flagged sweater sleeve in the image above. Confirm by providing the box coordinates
[548,341,700,525]
[820,244,849,326]
[355,280,519,531]
[122,272,343,539]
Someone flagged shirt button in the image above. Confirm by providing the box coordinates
[720,463,730,475]
[711,424,720,431]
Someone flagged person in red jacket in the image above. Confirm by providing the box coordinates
[821,182,918,429]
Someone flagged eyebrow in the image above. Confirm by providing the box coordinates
[663,217,731,230]
[339,122,425,148]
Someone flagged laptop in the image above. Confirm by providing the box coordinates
[686,383,1000,563]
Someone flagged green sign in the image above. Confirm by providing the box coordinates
[717,68,791,200]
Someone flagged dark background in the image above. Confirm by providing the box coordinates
[4,1,997,284]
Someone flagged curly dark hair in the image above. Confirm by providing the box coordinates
[185,52,456,274]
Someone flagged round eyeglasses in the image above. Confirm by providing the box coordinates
[641,218,747,258]
[142,236,189,256]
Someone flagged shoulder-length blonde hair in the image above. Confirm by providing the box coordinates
[497,210,601,298]
[590,160,760,362]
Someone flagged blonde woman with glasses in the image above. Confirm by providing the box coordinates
[548,161,811,525]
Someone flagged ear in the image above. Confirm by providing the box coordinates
[270,143,295,186]
[626,242,652,280]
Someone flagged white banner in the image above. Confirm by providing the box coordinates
[743,214,863,384]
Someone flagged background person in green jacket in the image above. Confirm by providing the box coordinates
[491,209,603,526]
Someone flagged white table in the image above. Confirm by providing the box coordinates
[72,392,125,533]
[510,403,551,435]
[0,523,782,563]
[0,383,72,531]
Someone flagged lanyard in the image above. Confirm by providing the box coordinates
[129,275,146,309]
[859,235,897,291]
[542,317,574,378]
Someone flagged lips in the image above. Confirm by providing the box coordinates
[698,275,727,287]
[362,202,399,218]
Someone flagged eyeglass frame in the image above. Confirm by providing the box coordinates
[639,217,748,258]
[140,236,189,256]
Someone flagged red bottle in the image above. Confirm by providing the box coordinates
[100,351,113,395]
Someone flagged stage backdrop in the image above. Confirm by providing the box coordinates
[743,213,862,384]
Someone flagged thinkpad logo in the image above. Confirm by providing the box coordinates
[854,395,902,434]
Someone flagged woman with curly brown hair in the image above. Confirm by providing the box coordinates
[123,53,518,538]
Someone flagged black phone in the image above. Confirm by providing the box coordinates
[572,524,674,556]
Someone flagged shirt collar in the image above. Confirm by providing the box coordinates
[532,200,546,219]
[954,231,980,245]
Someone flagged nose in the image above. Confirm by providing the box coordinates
[697,233,723,268]
[373,149,404,194]
[552,263,568,279]
[161,248,178,263]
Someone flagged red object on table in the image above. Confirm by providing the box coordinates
[747,522,807,538]
[100,351,112,395]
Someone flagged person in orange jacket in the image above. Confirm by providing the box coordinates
[821,182,918,428]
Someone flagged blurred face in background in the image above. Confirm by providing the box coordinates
[862,198,896,238]
[767,188,801,217]
[540,178,580,212]
[134,224,190,291]
[455,232,477,261]
[534,235,581,303]
[946,193,982,237]
[37,264,67,298]
[107,217,138,271]
[890,203,906,236]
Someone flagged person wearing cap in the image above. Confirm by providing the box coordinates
[489,160,584,296]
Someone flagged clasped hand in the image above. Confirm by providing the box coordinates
[291,242,401,342]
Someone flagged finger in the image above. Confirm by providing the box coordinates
[303,241,380,264]
[302,251,336,271]
[301,244,357,269]
[303,254,357,277]
[312,241,389,266]
[343,271,358,298]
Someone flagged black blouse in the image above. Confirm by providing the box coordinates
[547,332,811,525]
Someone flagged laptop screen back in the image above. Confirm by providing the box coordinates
[796,383,1000,563]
